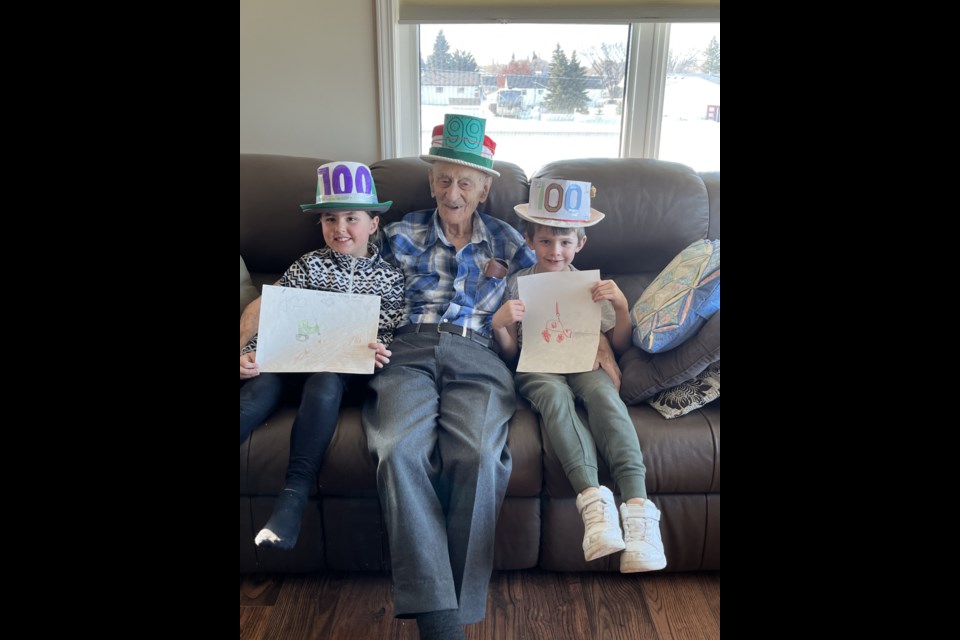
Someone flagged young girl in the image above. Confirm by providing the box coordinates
[239,161,404,550]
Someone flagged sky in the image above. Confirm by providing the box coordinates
[419,23,719,68]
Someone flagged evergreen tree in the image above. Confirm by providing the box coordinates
[703,36,720,75]
[567,50,590,114]
[450,49,479,72]
[427,30,452,70]
[543,44,570,113]
[543,44,589,114]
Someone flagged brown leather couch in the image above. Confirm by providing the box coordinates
[240,153,720,574]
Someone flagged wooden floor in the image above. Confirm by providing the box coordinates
[241,570,720,639]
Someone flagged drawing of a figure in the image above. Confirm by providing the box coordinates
[542,301,573,343]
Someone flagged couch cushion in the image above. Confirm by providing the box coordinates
[648,362,720,419]
[619,310,720,405]
[632,239,720,353]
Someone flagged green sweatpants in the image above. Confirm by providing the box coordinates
[517,368,647,499]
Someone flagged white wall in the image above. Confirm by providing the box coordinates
[240,0,380,162]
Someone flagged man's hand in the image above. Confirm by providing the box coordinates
[369,342,392,369]
[593,335,622,390]
[240,351,260,380]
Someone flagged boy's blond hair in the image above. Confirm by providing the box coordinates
[522,220,587,241]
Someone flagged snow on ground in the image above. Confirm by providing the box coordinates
[419,79,719,179]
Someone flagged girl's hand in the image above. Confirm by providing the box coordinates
[240,351,259,380]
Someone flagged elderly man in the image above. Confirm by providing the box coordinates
[364,114,534,640]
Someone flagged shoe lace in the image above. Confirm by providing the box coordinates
[582,498,617,529]
[623,511,654,542]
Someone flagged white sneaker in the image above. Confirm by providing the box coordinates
[620,500,667,572]
[576,486,626,562]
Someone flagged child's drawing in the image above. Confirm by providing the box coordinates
[296,320,321,342]
[517,270,602,374]
[542,302,573,343]
[256,285,380,374]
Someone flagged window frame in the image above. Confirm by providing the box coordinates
[375,0,710,165]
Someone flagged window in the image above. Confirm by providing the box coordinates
[658,24,720,171]
[418,24,629,178]
[376,4,719,176]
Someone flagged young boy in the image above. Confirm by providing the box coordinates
[491,189,667,572]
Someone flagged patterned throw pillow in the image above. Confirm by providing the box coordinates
[648,362,720,419]
[632,239,720,353]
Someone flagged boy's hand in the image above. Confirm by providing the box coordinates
[240,352,259,380]
[369,342,392,369]
[591,280,629,314]
[493,300,525,331]
[593,337,622,390]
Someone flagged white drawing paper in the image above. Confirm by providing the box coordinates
[256,285,380,374]
[517,270,601,373]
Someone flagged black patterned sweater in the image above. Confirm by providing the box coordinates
[240,244,406,355]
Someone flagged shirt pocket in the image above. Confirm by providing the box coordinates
[476,272,507,308]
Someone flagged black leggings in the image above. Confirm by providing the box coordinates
[240,372,348,490]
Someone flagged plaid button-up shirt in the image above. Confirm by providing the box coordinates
[383,209,535,338]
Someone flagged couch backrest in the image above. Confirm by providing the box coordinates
[240,154,719,304]
[240,154,333,275]
[240,154,531,276]
[701,171,720,241]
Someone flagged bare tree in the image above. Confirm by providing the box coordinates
[529,51,550,75]
[668,48,702,74]
[584,42,626,99]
